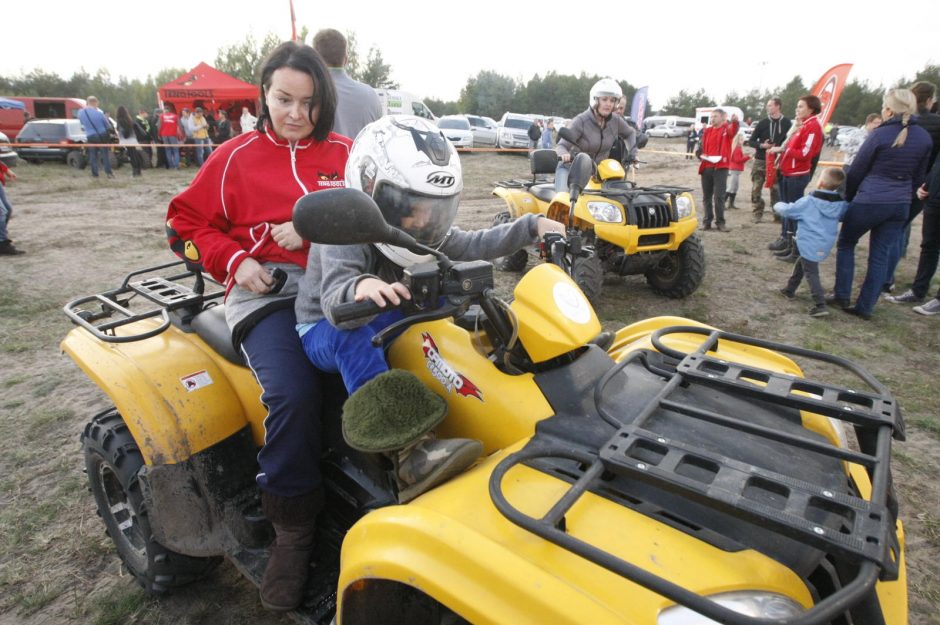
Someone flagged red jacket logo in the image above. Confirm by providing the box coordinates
[421,332,483,401]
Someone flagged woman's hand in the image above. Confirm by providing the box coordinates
[272,222,303,250]
[917,184,929,201]
[234,257,275,293]
[537,217,566,237]
[559,153,572,164]
[354,278,411,308]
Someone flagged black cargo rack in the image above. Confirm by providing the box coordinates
[489,325,903,625]
[63,261,223,343]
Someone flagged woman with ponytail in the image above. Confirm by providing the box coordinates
[830,88,932,319]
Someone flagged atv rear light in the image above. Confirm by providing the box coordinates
[586,201,623,223]
[675,194,694,219]
[657,591,803,624]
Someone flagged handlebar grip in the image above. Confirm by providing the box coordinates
[332,299,392,324]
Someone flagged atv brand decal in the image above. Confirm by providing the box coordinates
[426,172,455,188]
[180,370,213,392]
[421,332,483,401]
[553,282,592,324]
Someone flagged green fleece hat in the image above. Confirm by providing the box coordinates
[342,370,447,452]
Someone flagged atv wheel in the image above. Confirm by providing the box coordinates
[491,211,528,272]
[82,408,220,593]
[645,234,706,298]
[570,253,604,303]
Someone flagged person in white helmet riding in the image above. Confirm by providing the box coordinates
[555,77,638,191]
[294,115,565,503]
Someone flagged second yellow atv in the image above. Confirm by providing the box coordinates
[493,148,704,302]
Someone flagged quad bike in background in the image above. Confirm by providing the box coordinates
[492,130,704,303]
[62,187,907,624]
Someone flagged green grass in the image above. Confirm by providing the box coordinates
[90,586,152,625]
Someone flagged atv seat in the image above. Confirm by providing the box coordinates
[530,183,557,203]
[191,305,245,367]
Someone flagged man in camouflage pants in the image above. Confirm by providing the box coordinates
[747,97,791,223]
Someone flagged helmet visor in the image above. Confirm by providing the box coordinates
[374,183,459,247]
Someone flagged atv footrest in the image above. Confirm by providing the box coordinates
[129,277,202,310]
[599,424,894,569]
[677,354,899,432]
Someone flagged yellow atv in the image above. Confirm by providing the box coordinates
[62,188,907,625]
[493,145,704,303]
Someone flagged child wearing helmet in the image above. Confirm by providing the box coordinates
[294,115,565,502]
[555,78,638,191]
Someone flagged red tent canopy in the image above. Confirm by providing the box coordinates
[157,62,259,121]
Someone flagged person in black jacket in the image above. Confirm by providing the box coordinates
[748,97,791,225]
[527,119,542,148]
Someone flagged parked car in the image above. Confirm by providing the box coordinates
[437,115,474,149]
[0,130,18,167]
[466,114,498,148]
[646,124,687,138]
[15,119,90,168]
[497,112,536,149]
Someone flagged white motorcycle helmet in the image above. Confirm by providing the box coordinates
[346,115,463,267]
[589,78,623,110]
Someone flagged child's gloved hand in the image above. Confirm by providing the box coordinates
[355,277,412,308]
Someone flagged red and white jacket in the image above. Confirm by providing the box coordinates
[698,119,740,174]
[729,145,751,172]
[166,129,351,288]
[780,116,822,177]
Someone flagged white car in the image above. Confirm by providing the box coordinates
[437,115,474,149]
[466,114,498,148]
[646,124,687,138]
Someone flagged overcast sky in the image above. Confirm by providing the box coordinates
[2,0,937,109]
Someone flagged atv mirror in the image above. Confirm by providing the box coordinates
[636,132,649,150]
[293,188,418,253]
[568,153,594,205]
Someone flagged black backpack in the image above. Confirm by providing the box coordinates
[133,120,150,143]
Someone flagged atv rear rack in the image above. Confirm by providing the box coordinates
[490,325,902,625]
[63,261,223,343]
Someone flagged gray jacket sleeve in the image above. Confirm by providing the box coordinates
[556,115,587,159]
[440,213,541,260]
[318,243,382,330]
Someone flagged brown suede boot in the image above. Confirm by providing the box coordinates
[259,491,321,612]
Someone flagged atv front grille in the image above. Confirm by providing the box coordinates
[490,326,903,625]
[630,203,672,228]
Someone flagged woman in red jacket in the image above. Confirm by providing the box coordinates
[770,95,823,260]
[166,41,351,612]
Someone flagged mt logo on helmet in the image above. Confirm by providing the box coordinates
[426,172,456,188]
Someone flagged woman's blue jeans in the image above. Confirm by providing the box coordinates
[834,202,909,315]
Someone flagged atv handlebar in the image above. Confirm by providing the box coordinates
[332,298,396,325]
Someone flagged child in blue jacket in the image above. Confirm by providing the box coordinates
[774,167,848,316]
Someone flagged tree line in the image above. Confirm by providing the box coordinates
[2,28,937,128]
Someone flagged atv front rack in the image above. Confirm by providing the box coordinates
[490,326,903,625]
[63,261,223,343]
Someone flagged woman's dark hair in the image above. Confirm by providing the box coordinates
[116,105,134,137]
[257,41,336,141]
[800,95,822,115]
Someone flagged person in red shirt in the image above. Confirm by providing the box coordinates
[166,41,350,612]
[0,161,23,255]
[726,133,751,209]
[158,104,181,169]
[769,95,824,261]
[696,109,740,231]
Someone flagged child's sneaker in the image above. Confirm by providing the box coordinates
[779,288,796,300]
[809,304,829,317]
[912,298,940,316]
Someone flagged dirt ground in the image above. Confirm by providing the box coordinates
[0,138,937,624]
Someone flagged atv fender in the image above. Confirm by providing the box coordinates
[62,322,260,465]
[492,186,543,218]
[338,447,814,625]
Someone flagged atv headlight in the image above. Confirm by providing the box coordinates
[586,201,623,223]
[658,592,804,624]
[675,193,695,220]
